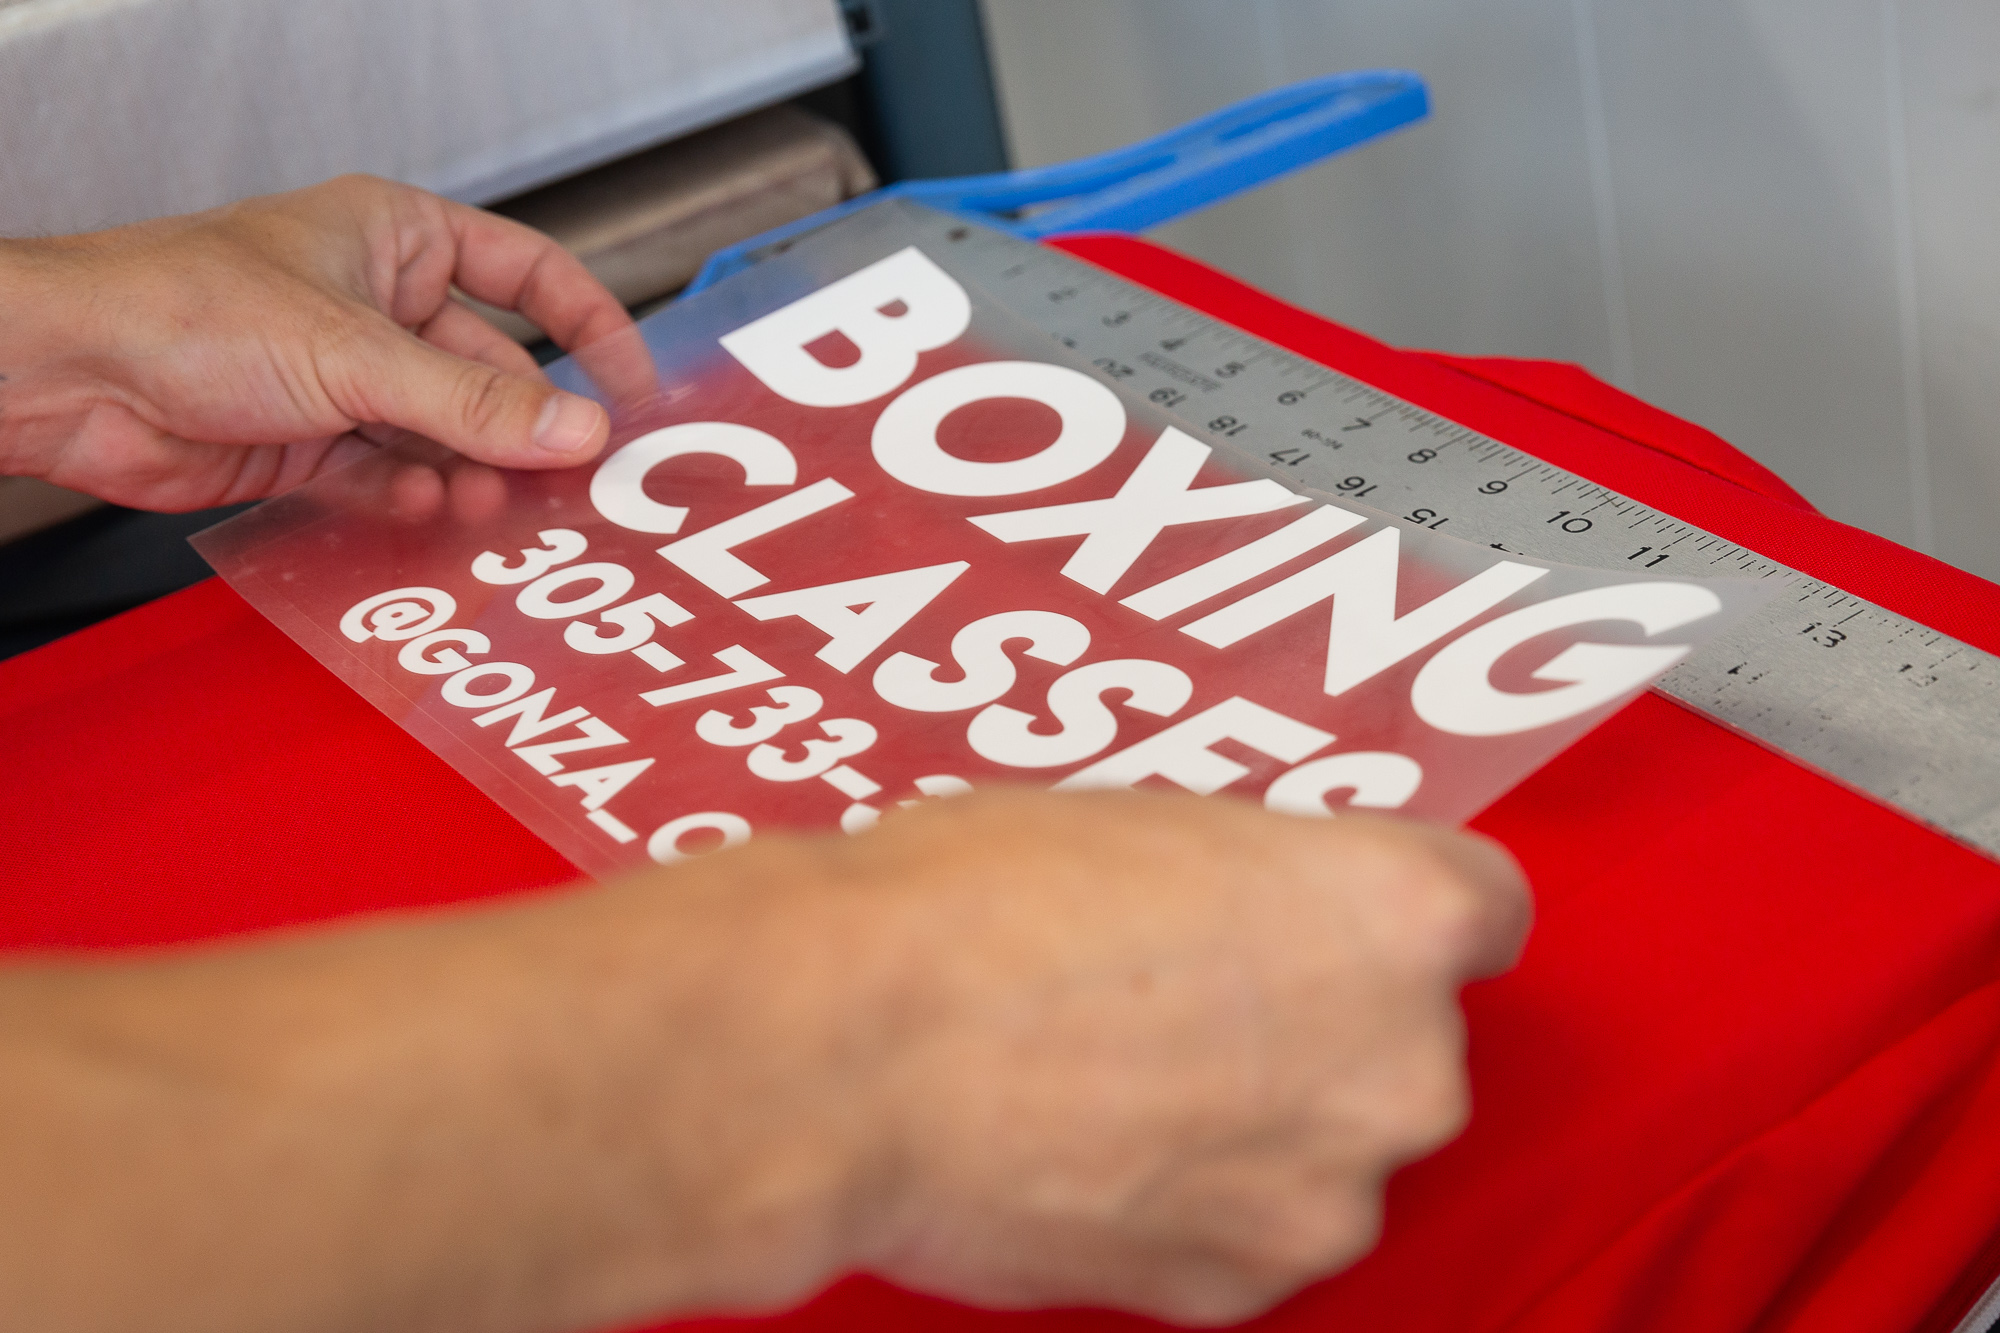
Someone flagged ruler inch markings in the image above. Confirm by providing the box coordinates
[923,213,2000,859]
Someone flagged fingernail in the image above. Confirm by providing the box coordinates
[533,393,604,457]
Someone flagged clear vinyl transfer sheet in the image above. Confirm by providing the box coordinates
[194,202,1766,879]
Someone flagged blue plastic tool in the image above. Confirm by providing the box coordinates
[684,69,1428,295]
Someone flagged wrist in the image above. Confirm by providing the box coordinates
[556,843,907,1317]
[374,844,912,1329]
[0,860,904,1333]
[0,239,30,475]
[0,236,96,480]
[0,237,31,349]
[0,237,75,364]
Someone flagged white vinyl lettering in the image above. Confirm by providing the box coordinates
[1264,752,1423,816]
[1411,582,1723,736]
[564,592,695,656]
[747,718,879,782]
[871,360,1126,497]
[821,765,882,801]
[586,810,640,844]
[719,247,972,407]
[735,562,970,673]
[635,643,686,673]
[590,423,798,536]
[871,609,1092,713]
[695,687,824,747]
[471,530,587,585]
[473,689,592,747]
[1121,506,1368,620]
[638,645,785,709]
[397,629,490,676]
[657,477,855,598]
[341,587,456,642]
[516,562,636,620]
[911,774,974,800]
[967,659,1192,769]
[648,811,752,864]
[1184,526,1549,697]
[549,757,655,810]
[1055,697,1332,795]
[512,717,630,775]
[439,662,536,708]
[970,427,1306,593]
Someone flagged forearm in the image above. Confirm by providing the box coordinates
[0,790,1525,1330]
[0,233,51,359]
[0,236,45,474]
[0,851,883,1333]
[0,234,102,482]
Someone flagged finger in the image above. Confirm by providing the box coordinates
[445,460,509,523]
[417,297,547,380]
[1262,806,1531,985]
[1398,822,1533,982]
[565,319,666,415]
[437,200,628,350]
[436,200,661,405]
[342,326,608,469]
[253,433,380,498]
[386,462,448,522]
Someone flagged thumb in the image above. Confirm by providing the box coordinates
[348,327,609,469]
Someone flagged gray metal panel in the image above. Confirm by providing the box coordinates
[855,0,1009,180]
[0,0,857,235]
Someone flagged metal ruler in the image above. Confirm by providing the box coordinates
[905,214,2000,858]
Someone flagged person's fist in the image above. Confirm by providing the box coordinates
[0,175,652,512]
[776,789,1528,1324]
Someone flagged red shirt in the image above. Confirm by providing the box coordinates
[4,233,1997,1333]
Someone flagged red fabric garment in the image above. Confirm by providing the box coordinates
[1419,351,1817,511]
[3,233,1997,1333]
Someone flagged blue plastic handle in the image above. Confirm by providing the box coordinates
[685,69,1428,295]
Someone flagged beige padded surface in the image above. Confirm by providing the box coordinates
[0,0,855,236]
[468,105,877,342]
[0,478,101,545]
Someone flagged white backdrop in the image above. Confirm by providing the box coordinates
[980,0,2000,582]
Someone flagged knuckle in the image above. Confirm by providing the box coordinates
[327,171,391,199]
[311,312,390,403]
[1248,1192,1382,1279]
[452,364,524,436]
[317,305,379,360]
[1366,1037,1471,1156]
[1144,1279,1293,1328]
[1166,1177,1386,1305]
[1400,1053,1472,1149]
[1308,1025,1472,1164]
[1421,867,1498,964]
[1384,836,1528,982]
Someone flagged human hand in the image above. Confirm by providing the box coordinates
[0,175,653,512]
[800,789,1527,1323]
[0,790,1526,1333]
